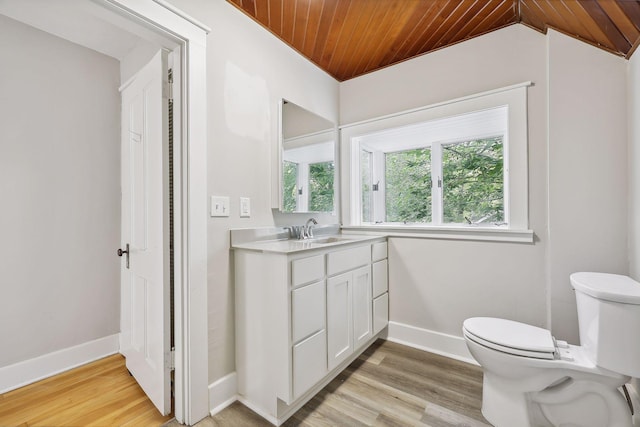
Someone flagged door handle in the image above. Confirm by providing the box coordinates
[117,243,130,269]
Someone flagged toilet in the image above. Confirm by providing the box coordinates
[463,272,640,427]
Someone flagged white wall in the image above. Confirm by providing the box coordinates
[340,25,550,340]
[630,51,640,281]
[163,0,339,384]
[547,30,628,342]
[340,24,630,347]
[0,15,121,367]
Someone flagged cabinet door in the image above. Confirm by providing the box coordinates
[292,280,325,343]
[352,265,372,350]
[293,329,327,399]
[327,271,353,370]
[373,292,389,334]
[372,260,388,298]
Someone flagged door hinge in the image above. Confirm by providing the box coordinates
[163,81,173,101]
[165,348,175,371]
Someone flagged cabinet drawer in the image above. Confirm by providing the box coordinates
[292,280,325,343]
[372,260,388,298]
[372,241,388,262]
[293,329,327,399]
[373,292,389,334]
[291,255,325,288]
[327,245,370,276]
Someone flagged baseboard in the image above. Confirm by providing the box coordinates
[0,334,120,394]
[387,321,477,365]
[209,372,238,416]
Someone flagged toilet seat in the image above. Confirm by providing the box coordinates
[463,317,556,360]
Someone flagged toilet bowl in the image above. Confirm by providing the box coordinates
[464,317,630,427]
[463,272,640,427]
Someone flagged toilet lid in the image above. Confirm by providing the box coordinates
[463,317,556,359]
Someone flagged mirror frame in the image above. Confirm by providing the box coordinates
[274,99,338,214]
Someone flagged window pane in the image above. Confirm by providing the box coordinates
[361,150,373,222]
[442,137,504,224]
[385,148,431,223]
[283,161,298,212]
[309,161,334,212]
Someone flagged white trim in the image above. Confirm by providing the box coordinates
[339,81,533,130]
[208,372,238,416]
[0,334,119,394]
[341,225,534,243]
[151,0,211,32]
[386,321,478,365]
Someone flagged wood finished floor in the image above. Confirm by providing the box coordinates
[0,354,173,427]
[168,339,490,427]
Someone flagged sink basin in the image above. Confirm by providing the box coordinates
[292,236,355,245]
[308,236,353,244]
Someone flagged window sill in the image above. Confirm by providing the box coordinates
[340,225,534,243]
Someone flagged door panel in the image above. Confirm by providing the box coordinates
[372,260,388,298]
[120,50,171,416]
[352,266,372,349]
[373,293,389,334]
[293,330,327,399]
[327,272,352,370]
[292,280,325,343]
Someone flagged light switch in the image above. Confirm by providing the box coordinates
[240,197,250,218]
[211,196,230,217]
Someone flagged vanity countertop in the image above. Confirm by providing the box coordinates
[231,233,385,254]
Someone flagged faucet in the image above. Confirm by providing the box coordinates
[302,218,318,239]
[285,218,318,240]
[284,225,302,240]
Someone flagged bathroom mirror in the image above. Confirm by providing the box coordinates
[279,100,336,213]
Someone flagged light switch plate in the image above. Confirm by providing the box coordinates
[211,196,230,217]
[240,197,250,217]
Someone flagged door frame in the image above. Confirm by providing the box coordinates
[96,0,210,424]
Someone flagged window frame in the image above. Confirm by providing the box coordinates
[339,82,532,243]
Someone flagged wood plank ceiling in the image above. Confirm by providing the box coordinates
[227,0,640,81]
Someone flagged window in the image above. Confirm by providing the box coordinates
[308,161,334,212]
[441,137,504,224]
[342,83,531,239]
[356,107,507,226]
[282,141,334,212]
[385,147,432,223]
[282,161,298,212]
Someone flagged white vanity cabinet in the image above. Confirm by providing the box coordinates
[233,235,388,425]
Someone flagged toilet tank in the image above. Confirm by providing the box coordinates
[571,272,640,377]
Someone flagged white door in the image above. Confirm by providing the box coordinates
[119,50,171,415]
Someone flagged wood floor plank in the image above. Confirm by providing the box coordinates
[347,354,485,422]
[194,339,490,427]
[421,401,490,427]
[294,387,378,426]
[0,354,172,427]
